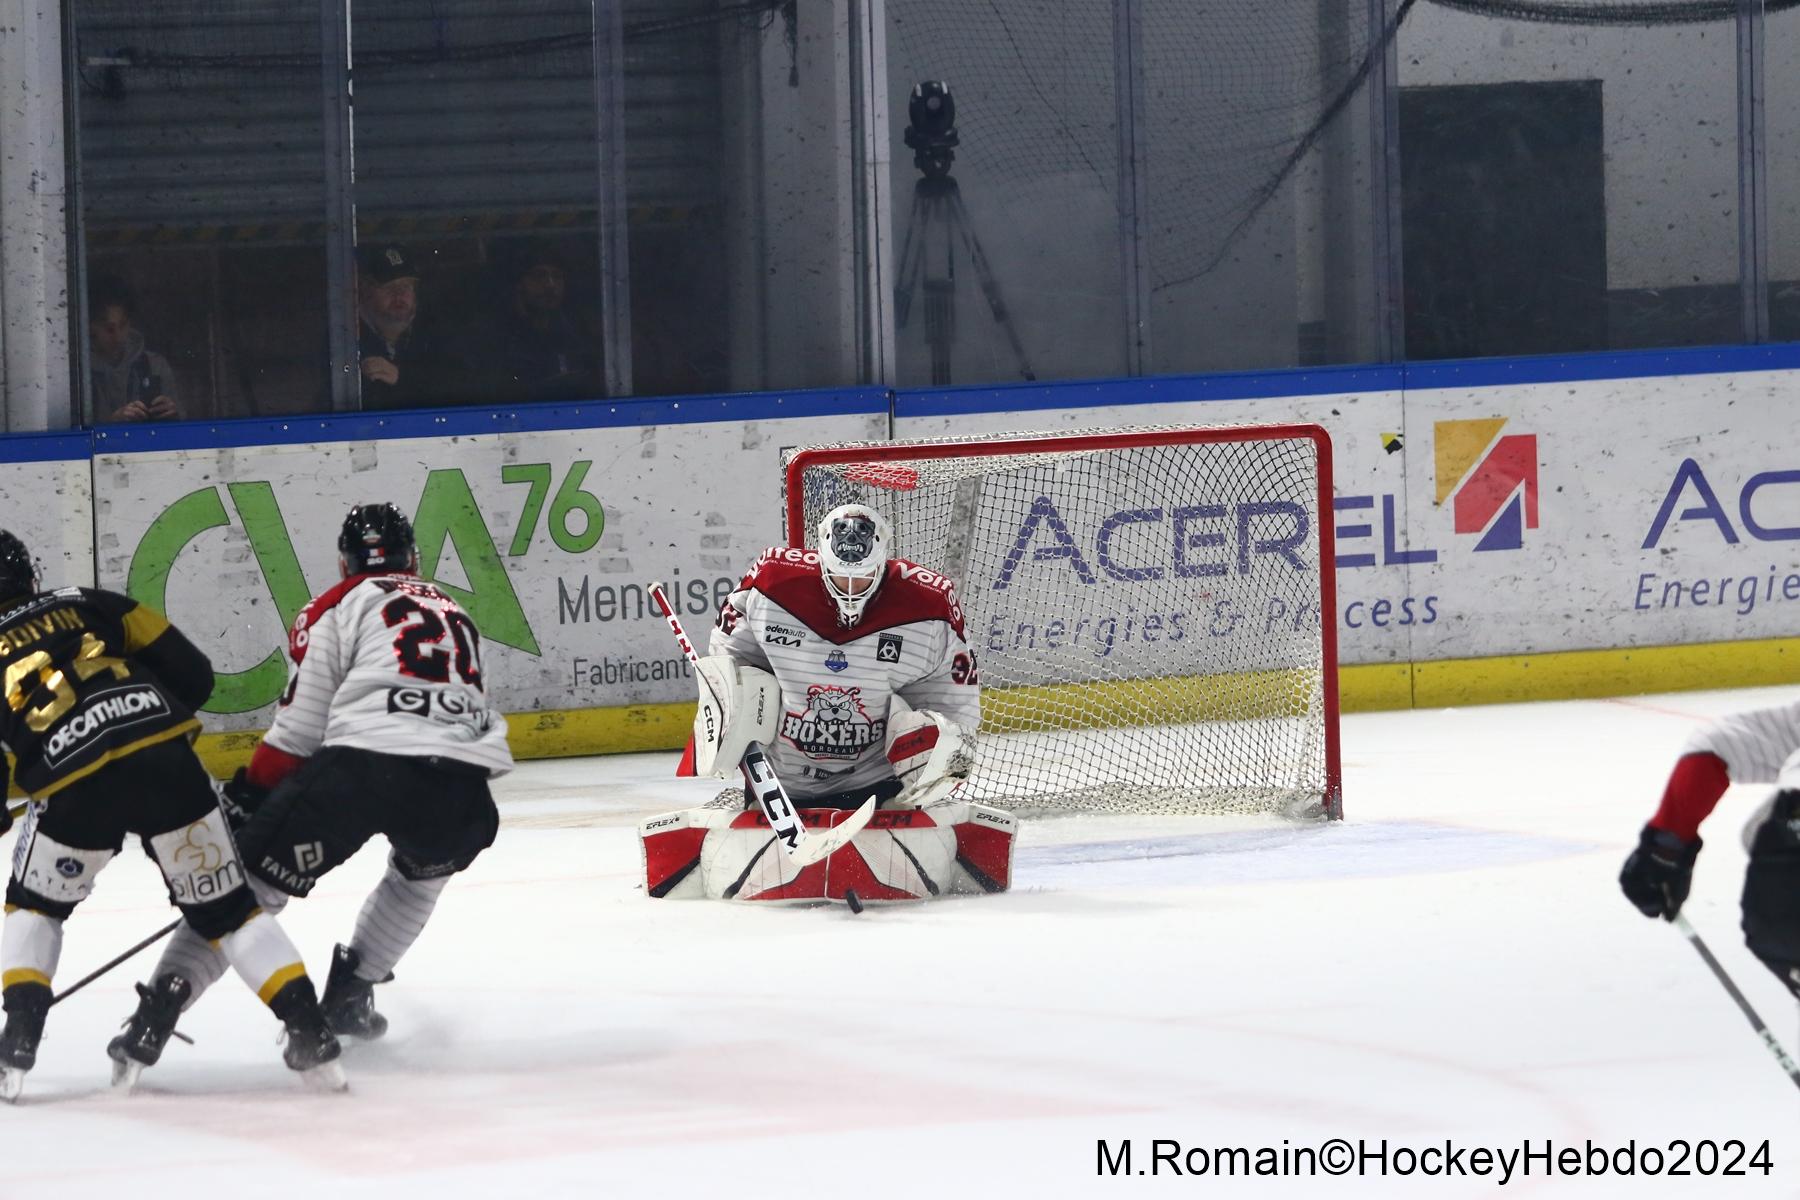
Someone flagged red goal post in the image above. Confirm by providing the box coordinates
[784,424,1342,820]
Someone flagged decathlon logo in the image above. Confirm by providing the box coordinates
[1435,419,1539,552]
[42,686,169,765]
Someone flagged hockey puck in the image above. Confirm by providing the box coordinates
[844,889,864,915]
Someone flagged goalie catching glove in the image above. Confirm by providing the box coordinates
[691,655,781,779]
[884,709,973,808]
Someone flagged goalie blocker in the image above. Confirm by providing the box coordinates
[640,800,1016,902]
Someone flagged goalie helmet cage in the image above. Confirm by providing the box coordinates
[784,424,1343,820]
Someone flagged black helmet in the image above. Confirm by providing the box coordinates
[0,530,38,601]
[337,503,416,575]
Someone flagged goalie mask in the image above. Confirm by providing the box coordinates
[816,504,891,625]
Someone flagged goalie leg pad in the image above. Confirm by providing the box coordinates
[1741,789,1800,998]
[949,803,1018,893]
[693,656,781,779]
[638,803,1017,901]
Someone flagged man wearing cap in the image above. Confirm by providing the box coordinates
[357,244,461,409]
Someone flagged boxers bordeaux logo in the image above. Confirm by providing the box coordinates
[876,634,903,663]
[780,685,887,758]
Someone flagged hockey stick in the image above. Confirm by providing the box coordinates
[51,918,182,1008]
[648,580,876,868]
[1673,913,1800,1092]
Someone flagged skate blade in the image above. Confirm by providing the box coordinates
[0,1066,25,1103]
[110,1057,145,1091]
[299,1059,348,1093]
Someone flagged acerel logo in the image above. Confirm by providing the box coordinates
[1435,418,1539,552]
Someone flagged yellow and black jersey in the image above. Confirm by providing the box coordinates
[0,587,213,798]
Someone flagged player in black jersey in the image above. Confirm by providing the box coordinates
[0,530,342,1096]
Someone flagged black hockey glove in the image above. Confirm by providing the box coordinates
[1619,825,1701,920]
[219,768,269,832]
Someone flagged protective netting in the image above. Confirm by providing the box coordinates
[786,427,1337,819]
[887,0,1800,297]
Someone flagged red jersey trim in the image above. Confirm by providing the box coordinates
[288,571,417,662]
[742,548,966,643]
[247,741,307,790]
[1649,751,1730,842]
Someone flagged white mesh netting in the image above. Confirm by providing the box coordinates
[785,425,1339,820]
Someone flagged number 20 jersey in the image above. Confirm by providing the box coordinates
[262,573,513,777]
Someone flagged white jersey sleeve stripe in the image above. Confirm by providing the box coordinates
[262,603,342,759]
[1683,699,1800,785]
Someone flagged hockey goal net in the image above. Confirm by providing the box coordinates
[784,424,1341,820]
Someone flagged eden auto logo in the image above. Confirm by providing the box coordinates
[1435,418,1539,552]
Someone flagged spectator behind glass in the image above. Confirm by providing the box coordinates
[357,244,466,409]
[473,243,600,402]
[88,280,181,423]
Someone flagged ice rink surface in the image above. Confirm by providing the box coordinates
[5,687,1798,1198]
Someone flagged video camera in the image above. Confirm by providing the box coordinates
[904,80,959,179]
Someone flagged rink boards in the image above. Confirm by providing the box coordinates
[4,344,1800,762]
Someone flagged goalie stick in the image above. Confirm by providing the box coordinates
[648,581,875,868]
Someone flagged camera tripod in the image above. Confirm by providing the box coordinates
[894,169,1036,386]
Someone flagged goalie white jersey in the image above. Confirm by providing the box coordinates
[711,547,980,800]
[262,573,513,777]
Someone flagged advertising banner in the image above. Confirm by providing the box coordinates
[897,362,1800,669]
[893,380,1411,666]
[1396,368,1800,658]
[92,407,886,731]
[0,435,95,592]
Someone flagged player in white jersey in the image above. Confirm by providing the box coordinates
[108,504,512,1080]
[1621,697,1800,996]
[702,503,980,809]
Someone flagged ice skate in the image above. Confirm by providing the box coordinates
[0,982,51,1104]
[107,974,191,1090]
[321,944,388,1040]
[268,977,347,1093]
